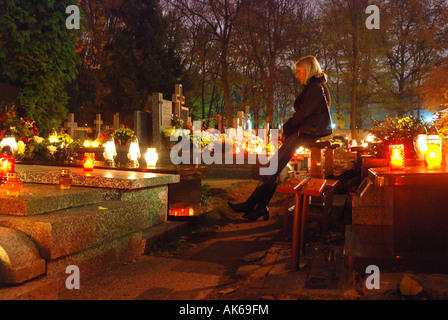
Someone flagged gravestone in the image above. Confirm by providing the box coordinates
[94,114,103,138]
[134,110,148,152]
[172,84,185,119]
[113,113,120,130]
[150,92,173,150]
[181,106,189,128]
[73,127,92,142]
[233,118,239,129]
[237,111,245,129]
[64,113,78,137]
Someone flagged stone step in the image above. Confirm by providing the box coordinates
[0,184,103,216]
[0,200,149,260]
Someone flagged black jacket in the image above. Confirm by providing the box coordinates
[283,75,333,138]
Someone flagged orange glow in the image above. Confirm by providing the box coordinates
[169,207,195,217]
[426,142,442,170]
[0,155,15,180]
[83,153,95,171]
[389,144,405,170]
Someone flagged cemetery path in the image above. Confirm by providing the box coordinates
[56,180,448,300]
[58,179,352,300]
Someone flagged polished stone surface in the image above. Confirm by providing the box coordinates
[16,164,180,189]
[369,165,448,186]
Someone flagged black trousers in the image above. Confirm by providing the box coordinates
[258,133,316,205]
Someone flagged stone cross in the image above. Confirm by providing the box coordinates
[113,113,120,130]
[172,84,185,119]
[64,113,78,137]
[94,114,103,138]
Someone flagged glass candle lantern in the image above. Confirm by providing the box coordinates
[127,136,141,168]
[49,128,58,143]
[6,172,22,197]
[414,125,428,163]
[83,153,95,171]
[0,146,15,185]
[103,136,117,167]
[145,148,158,168]
[0,129,17,153]
[59,169,72,190]
[426,142,442,170]
[389,144,405,170]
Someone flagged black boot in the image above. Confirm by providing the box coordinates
[228,181,267,214]
[243,183,277,221]
[243,204,270,221]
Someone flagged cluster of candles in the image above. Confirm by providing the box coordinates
[0,146,21,197]
[389,126,443,170]
[0,129,19,196]
[87,135,159,171]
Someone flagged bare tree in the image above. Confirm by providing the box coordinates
[168,0,244,127]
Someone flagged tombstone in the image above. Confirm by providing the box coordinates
[113,113,120,130]
[181,106,189,128]
[237,111,245,129]
[150,92,173,150]
[233,118,239,129]
[134,110,148,151]
[64,113,78,137]
[172,84,185,119]
[94,114,103,138]
[73,127,90,142]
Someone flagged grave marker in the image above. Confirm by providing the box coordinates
[134,110,148,151]
[94,114,103,138]
[172,84,185,119]
[150,92,173,150]
[113,113,120,130]
[64,113,78,137]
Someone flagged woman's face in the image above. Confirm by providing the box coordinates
[296,66,306,85]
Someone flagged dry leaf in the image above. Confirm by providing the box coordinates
[399,274,423,296]
[219,287,238,295]
[341,289,361,300]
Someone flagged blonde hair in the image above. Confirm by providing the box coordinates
[294,55,327,85]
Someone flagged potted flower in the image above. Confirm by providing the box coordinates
[370,115,425,160]
[113,128,134,146]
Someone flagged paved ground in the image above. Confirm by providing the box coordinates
[2,179,447,302]
[57,179,448,301]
